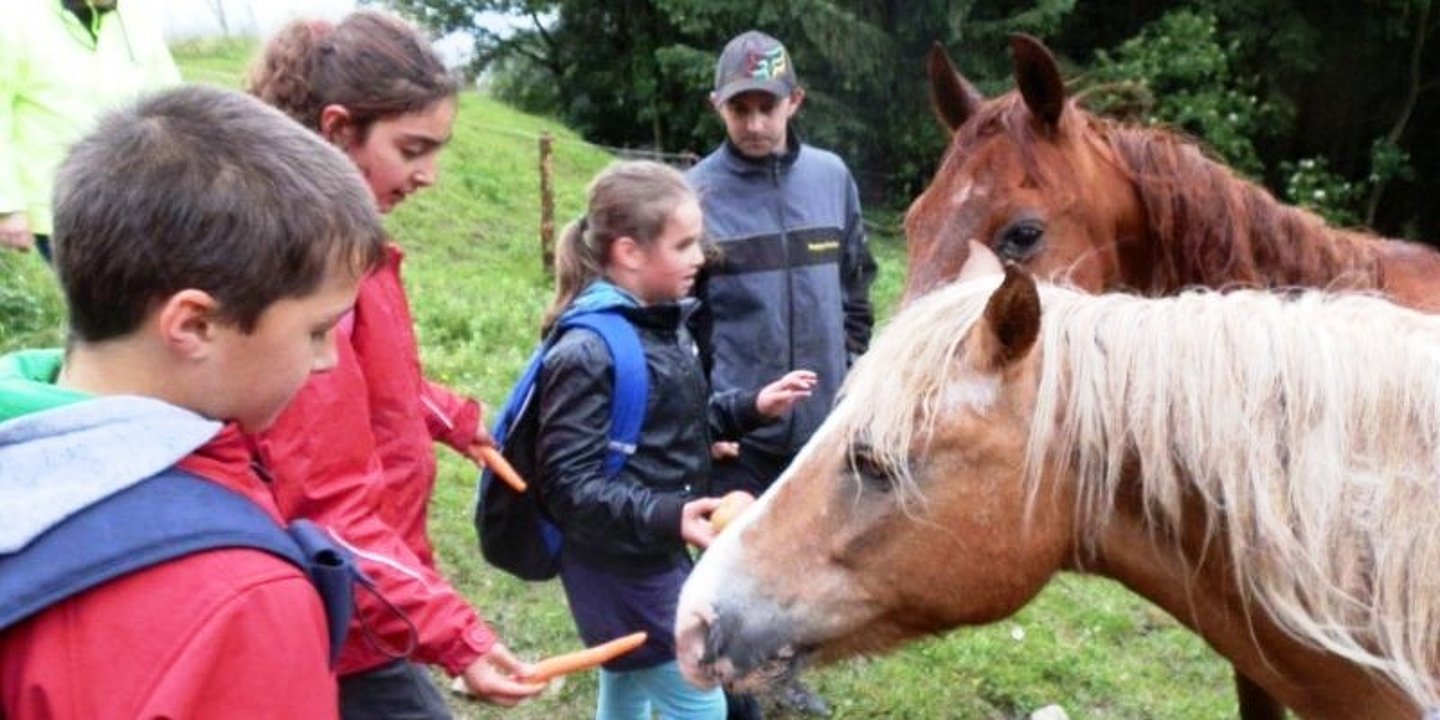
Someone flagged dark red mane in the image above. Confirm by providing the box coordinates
[1099,114,1386,293]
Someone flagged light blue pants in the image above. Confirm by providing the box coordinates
[595,660,726,720]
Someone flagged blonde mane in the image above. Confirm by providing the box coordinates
[840,277,1440,708]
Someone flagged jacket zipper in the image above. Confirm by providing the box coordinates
[770,155,796,451]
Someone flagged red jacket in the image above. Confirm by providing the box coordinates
[254,244,496,677]
[0,427,337,720]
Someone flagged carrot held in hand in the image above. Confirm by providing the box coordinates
[521,631,648,683]
[473,444,527,493]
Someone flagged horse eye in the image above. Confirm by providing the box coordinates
[848,444,894,493]
[996,221,1045,261]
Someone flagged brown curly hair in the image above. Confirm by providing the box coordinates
[245,11,458,140]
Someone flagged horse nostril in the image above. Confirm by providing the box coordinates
[676,605,723,688]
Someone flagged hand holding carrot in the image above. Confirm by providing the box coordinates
[681,496,723,549]
[459,643,546,706]
[465,443,527,493]
[520,632,649,683]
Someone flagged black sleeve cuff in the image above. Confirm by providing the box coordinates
[651,493,687,542]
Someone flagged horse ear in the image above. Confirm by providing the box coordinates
[1008,33,1065,129]
[973,265,1041,371]
[927,42,984,132]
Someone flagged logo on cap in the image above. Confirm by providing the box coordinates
[746,46,789,82]
[714,31,798,102]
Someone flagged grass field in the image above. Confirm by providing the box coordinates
[0,39,1237,719]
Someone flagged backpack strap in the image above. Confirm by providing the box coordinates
[559,311,648,475]
[0,471,358,667]
[473,308,648,581]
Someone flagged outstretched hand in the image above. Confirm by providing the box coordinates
[460,643,547,706]
[756,370,818,418]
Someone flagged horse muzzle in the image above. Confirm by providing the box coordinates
[675,596,813,693]
[676,523,818,692]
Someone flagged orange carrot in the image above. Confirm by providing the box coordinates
[522,631,648,682]
[475,445,527,493]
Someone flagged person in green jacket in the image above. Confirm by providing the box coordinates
[0,0,179,261]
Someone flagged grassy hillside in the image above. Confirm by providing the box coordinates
[0,39,1234,719]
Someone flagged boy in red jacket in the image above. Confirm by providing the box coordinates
[0,85,386,719]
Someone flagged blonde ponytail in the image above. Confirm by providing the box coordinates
[542,218,605,334]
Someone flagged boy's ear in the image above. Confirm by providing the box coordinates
[611,236,647,273]
[786,87,806,114]
[156,289,222,360]
[319,104,356,149]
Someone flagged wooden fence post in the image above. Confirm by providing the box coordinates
[539,132,555,273]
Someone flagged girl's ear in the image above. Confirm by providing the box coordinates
[156,289,221,361]
[611,236,648,273]
[319,104,356,149]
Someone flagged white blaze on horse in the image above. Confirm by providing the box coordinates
[677,248,1440,719]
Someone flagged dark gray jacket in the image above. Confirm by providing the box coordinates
[687,132,877,456]
[536,299,765,574]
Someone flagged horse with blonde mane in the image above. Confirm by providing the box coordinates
[902,33,1440,717]
[677,249,1440,719]
[903,34,1440,311]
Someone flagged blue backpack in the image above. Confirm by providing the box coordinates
[0,470,362,667]
[474,309,648,581]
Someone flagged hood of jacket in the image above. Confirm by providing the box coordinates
[0,349,222,552]
[564,279,640,317]
[565,279,700,329]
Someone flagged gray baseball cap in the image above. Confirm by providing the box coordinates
[712,31,799,103]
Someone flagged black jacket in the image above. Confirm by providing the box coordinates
[536,299,766,574]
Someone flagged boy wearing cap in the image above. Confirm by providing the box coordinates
[686,30,874,719]
[688,30,876,506]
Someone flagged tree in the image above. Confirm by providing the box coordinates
[379,0,1080,204]
[381,0,1440,239]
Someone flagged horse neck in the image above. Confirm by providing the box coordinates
[1074,484,1417,719]
[1108,126,1397,296]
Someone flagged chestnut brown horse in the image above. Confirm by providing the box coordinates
[903,35,1440,312]
[677,259,1440,720]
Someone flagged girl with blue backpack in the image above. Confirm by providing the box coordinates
[536,160,816,719]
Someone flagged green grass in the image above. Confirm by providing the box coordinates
[0,41,1237,719]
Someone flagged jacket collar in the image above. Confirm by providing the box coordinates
[718,126,803,176]
[566,280,698,332]
[621,297,699,332]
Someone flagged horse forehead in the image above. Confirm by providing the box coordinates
[921,176,984,213]
[906,154,996,239]
[943,371,1001,414]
